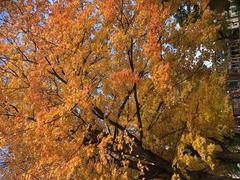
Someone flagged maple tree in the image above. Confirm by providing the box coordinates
[0,0,238,179]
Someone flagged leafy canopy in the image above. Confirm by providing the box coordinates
[0,0,234,179]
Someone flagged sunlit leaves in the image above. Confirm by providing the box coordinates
[0,0,233,179]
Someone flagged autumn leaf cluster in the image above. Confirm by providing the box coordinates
[0,0,234,179]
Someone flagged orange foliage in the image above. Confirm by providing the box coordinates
[0,0,234,179]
